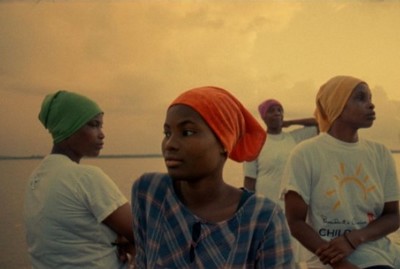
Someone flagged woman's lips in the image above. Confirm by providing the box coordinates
[165,159,183,168]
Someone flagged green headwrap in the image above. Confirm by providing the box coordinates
[38,90,103,144]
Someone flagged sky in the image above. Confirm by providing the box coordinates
[1,0,400,157]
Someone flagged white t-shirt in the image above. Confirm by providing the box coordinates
[244,126,317,205]
[282,133,400,268]
[24,154,128,269]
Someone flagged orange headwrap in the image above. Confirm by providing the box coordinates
[169,86,266,162]
[315,75,365,132]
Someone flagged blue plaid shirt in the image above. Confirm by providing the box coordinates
[132,173,294,268]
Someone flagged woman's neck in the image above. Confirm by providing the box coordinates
[51,144,81,163]
[267,127,282,135]
[175,179,241,222]
[328,124,359,143]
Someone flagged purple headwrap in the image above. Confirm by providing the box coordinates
[258,99,283,119]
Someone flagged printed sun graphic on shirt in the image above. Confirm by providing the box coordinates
[325,162,376,211]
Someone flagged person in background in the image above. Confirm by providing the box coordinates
[131,86,294,268]
[283,76,400,268]
[243,98,317,206]
[24,90,134,269]
[243,98,318,265]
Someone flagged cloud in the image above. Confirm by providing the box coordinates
[1,1,400,155]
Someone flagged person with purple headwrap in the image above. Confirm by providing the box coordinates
[243,98,318,264]
[131,86,294,268]
[243,98,317,205]
[282,76,400,268]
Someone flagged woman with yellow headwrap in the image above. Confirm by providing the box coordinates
[23,91,134,269]
[282,76,400,268]
[131,86,294,268]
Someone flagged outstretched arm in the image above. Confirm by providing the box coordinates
[282,118,317,128]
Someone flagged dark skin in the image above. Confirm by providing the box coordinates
[244,104,317,191]
[52,113,135,262]
[285,83,399,268]
[162,105,242,223]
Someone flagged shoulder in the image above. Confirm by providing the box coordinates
[242,194,283,222]
[291,134,322,153]
[360,139,393,156]
[46,155,109,182]
[74,164,112,183]
[132,173,171,195]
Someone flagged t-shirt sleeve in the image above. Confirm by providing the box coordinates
[243,160,258,178]
[281,146,312,205]
[79,166,128,223]
[380,146,400,202]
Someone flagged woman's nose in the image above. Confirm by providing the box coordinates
[163,134,179,150]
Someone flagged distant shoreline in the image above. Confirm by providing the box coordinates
[1,151,400,160]
[0,154,163,160]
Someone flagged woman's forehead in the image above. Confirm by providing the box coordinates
[166,104,205,124]
[351,83,371,95]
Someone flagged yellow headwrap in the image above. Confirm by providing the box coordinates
[169,86,266,162]
[314,76,365,132]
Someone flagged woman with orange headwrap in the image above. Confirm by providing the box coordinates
[282,76,400,268]
[131,86,294,268]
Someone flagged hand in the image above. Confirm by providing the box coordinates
[112,235,135,265]
[315,235,355,265]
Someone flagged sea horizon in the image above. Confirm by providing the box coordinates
[0,153,163,160]
[2,149,400,161]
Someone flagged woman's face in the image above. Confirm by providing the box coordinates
[337,83,375,129]
[66,113,105,159]
[262,104,284,132]
[162,105,226,182]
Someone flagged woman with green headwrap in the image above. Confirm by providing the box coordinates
[23,91,134,269]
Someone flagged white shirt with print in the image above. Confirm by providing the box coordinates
[282,133,400,268]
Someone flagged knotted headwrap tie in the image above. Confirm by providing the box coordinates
[39,90,103,144]
[169,86,266,162]
[314,75,365,132]
[258,99,283,119]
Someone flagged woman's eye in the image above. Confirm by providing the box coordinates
[183,130,195,136]
[356,94,367,101]
[163,131,171,138]
[87,121,100,128]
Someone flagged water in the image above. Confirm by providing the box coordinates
[1,155,399,269]
[0,157,243,269]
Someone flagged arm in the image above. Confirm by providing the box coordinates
[243,160,258,191]
[244,176,256,191]
[103,202,135,262]
[285,191,359,268]
[316,202,398,268]
[343,201,399,248]
[103,202,134,243]
[282,117,317,128]
[285,191,327,253]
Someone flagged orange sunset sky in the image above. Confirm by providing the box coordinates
[1,0,400,157]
